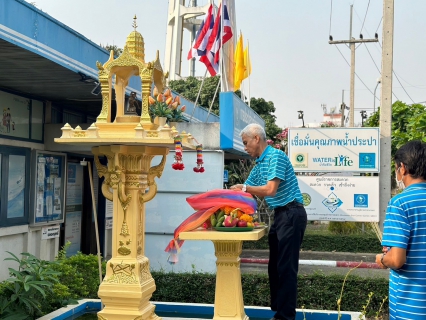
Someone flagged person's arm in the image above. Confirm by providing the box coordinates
[375,247,406,269]
[231,178,280,197]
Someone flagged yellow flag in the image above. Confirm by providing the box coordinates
[243,44,251,80]
[234,33,245,91]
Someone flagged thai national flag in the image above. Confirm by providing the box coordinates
[200,0,233,76]
[187,4,215,60]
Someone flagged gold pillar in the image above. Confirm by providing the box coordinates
[94,145,168,320]
[213,240,248,320]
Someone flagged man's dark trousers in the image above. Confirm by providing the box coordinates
[268,202,307,320]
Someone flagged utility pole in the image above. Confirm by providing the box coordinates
[329,5,378,127]
[340,89,346,127]
[379,0,394,231]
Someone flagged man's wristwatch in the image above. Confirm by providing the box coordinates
[242,184,247,192]
[381,253,389,269]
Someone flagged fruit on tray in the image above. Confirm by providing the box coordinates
[224,214,239,227]
[202,206,255,229]
[237,220,247,227]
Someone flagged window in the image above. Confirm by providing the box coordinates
[0,146,30,227]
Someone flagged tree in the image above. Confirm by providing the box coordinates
[245,96,282,140]
[365,101,426,154]
[169,76,221,115]
[365,100,426,186]
[103,44,123,58]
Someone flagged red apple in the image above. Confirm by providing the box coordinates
[237,220,248,227]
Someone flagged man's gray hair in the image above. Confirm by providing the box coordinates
[240,123,266,141]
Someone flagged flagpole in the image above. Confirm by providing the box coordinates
[240,36,245,104]
[205,78,221,122]
[189,69,208,122]
[240,31,245,102]
[220,0,225,92]
[247,39,251,106]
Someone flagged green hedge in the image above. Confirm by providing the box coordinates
[243,233,382,253]
[0,251,105,319]
[0,251,388,318]
[152,271,389,317]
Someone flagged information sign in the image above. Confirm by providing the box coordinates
[288,128,380,172]
[298,175,379,222]
[41,224,60,240]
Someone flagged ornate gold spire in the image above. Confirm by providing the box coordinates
[126,15,145,62]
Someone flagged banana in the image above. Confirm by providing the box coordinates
[216,216,225,227]
[217,210,226,220]
[210,213,217,227]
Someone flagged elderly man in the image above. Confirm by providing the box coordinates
[231,123,307,320]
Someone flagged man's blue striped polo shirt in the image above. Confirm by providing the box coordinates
[382,182,426,320]
[245,145,303,209]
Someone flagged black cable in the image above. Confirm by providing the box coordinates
[393,71,415,104]
[360,0,371,34]
[374,39,412,102]
[365,44,400,101]
[376,16,383,33]
[364,44,381,74]
[329,0,333,36]
[334,45,375,96]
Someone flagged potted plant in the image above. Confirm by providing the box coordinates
[168,95,186,128]
[149,87,173,127]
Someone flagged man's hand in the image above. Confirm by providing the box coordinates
[230,184,243,191]
[375,253,388,269]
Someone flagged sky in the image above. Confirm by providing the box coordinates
[29,0,426,129]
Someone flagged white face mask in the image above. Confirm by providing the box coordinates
[395,167,405,190]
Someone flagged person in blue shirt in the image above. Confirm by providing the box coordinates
[231,123,307,320]
[376,140,426,320]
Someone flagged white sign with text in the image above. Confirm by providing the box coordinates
[288,127,380,173]
[298,176,379,222]
[41,224,60,240]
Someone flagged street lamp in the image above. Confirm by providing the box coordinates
[298,110,305,128]
[360,110,367,126]
[373,78,381,113]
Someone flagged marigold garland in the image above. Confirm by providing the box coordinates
[172,135,184,170]
[193,144,205,173]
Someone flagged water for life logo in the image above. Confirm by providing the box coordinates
[334,155,353,167]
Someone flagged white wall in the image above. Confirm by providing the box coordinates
[0,225,59,280]
[95,150,224,274]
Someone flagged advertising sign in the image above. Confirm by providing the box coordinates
[31,151,66,225]
[64,163,83,257]
[298,176,379,222]
[0,90,30,139]
[288,128,380,172]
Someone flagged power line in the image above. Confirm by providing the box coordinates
[361,43,400,101]
[393,71,415,103]
[334,44,375,96]
[360,0,371,34]
[375,16,383,33]
[329,0,333,37]
[375,35,415,102]
[364,44,380,73]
